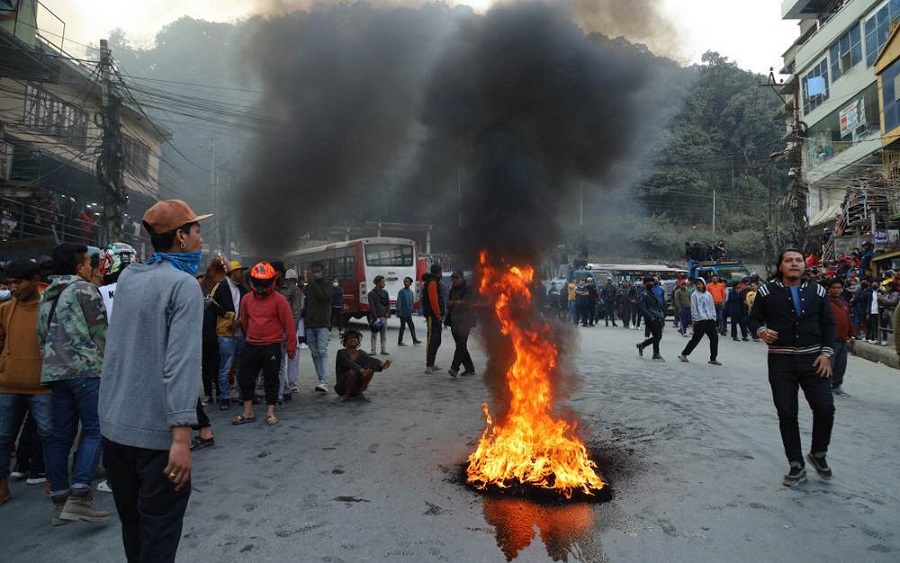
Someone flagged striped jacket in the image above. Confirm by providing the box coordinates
[748,280,835,358]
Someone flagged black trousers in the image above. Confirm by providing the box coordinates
[681,319,718,361]
[398,315,418,344]
[426,317,442,367]
[201,342,218,399]
[603,300,616,325]
[238,342,281,405]
[330,308,344,331]
[450,324,474,372]
[103,439,191,563]
[639,317,663,356]
[768,354,835,465]
[192,399,210,431]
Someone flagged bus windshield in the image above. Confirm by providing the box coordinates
[365,243,414,267]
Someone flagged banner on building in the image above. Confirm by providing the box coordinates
[840,98,866,139]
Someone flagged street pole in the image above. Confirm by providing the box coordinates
[210,140,219,253]
[98,39,124,246]
[712,189,716,235]
[579,181,583,228]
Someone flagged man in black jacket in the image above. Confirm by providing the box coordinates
[636,277,665,361]
[749,248,836,487]
[421,264,443,373]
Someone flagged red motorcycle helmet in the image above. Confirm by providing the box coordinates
[249,262,277,295]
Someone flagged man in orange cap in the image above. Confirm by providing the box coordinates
[100,199,210,562]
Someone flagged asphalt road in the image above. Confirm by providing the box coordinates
[1,317,898,562]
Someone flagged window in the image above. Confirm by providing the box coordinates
[364,243,414,267]
[23,84,88,150]
[865,0,900,66]
[122,135,150,179]
[802,58,829,115]
[829,25,862,80]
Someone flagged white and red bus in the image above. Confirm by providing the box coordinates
[285,237,418,323]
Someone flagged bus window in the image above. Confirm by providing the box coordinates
[365,244,414,267]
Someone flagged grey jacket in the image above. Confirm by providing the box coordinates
[99,262,202,450]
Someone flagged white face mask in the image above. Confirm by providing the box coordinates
[332,282,339,287]
[0,289,10,301]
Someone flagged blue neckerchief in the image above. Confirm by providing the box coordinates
[147,251,202,275]
[789,286,802,316]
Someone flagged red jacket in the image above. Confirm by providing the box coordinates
[828,296,853,342]
[240,291,297,355]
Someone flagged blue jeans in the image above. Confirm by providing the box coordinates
[306,327,330,384]
[0,393,53,479]
[715,304,725,334]
[678,307,691,334]
[47,378,103,500]
[216,336,244,403]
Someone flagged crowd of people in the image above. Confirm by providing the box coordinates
[0,199,479,562]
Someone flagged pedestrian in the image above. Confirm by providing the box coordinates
[628,280,641,329]
[272,261,302,404]
[615,281,631,329]
[635,276,665,361]
[232,263,297,426]
[826,278,853,397]
[396,276,420,346]
[367,275,390,355]
[745,281,760,341]
[446,270,477,378]
[727,280,749,341]
[333,328,392,403]
[706,273,727,335]
[576,278,592,327]
[210,261,248,409]
[100,199,209,559]
[600,278,618,327]
[673,279,691,336]
[748,248,836,488]
[39,243,109,525]
[305,261,332,393]
[566,278,578,324]
[678,278,720,365]
[0,259,52,505]
[330,278,345,334]
[421,264,444,373]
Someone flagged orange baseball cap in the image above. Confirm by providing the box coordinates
[142,199,212,234]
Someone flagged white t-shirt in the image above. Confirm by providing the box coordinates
[99,282,117,318]
[870,288,880,314]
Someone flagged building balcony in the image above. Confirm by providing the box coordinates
[782,0,843,20]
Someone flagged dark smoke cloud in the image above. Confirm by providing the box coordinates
[568,0,684,61]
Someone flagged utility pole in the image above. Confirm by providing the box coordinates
[579,181,583,228]
[98,39,125,246]
[210,140,219,253]
[712,189,717,235]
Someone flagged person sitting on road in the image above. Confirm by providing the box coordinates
[334,328,391,403]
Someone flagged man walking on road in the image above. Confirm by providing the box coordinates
[600,278,617,327]
[396,276,419,346]
[100,199,209,560]
[305,261,332,393]
[749,248,836,488]
[707,273,727,335]
[827,278,854,397]
[636,276,665,361]
[421,264,444,373]
[446,271,476,378]
[678,277,720,365]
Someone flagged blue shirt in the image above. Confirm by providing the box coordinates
[789,286,802,316]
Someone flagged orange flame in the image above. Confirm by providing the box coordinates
[466,250,605,499]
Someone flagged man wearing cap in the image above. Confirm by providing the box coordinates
[0,259,51,505]
[99,199,210,561]
[210,260,249,409]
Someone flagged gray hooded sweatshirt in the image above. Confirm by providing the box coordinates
[99,261,202,450]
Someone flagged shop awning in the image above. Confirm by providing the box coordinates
[808,202,843,228]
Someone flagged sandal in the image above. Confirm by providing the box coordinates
[231,414,256,425]
[190,436,215,451]
[266,414,278,426]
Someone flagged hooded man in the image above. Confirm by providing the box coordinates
[678,278,720,365]
[636,276,665,361]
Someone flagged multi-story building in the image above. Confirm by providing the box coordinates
[780,0,900,259]
[0,0,169,257]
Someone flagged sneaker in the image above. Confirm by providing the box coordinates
[678,355,689,363]
[635,343,644,357]
[461,369,476,377]
[398,342,407,346]
[424,366,435,374]
[9,470,26,481]
[741,337,750,342]
[315,383,329,394]
[26,472,46,485]
[299,343,309,349]
[200,396,211,406]
[290,385,299,394]
[708,360,722,366]
[782,463,807,487]
[732,337,739,341]
[96,479,112,493]
[381,350,389,355]
[52,502,70,526]
[370,349,377,355]
[806,453,833,479]
[218,401,231,410]
[652,355,665,362]
[413,340,422,345]
[448,367,459,379]
[832,386,850,396]
[60,494,110,523]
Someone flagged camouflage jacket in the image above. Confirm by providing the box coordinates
[37,275,108,383]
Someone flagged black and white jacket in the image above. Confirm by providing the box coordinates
[748,280,835,358]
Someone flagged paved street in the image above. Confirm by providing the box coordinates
[1,317,899,563]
